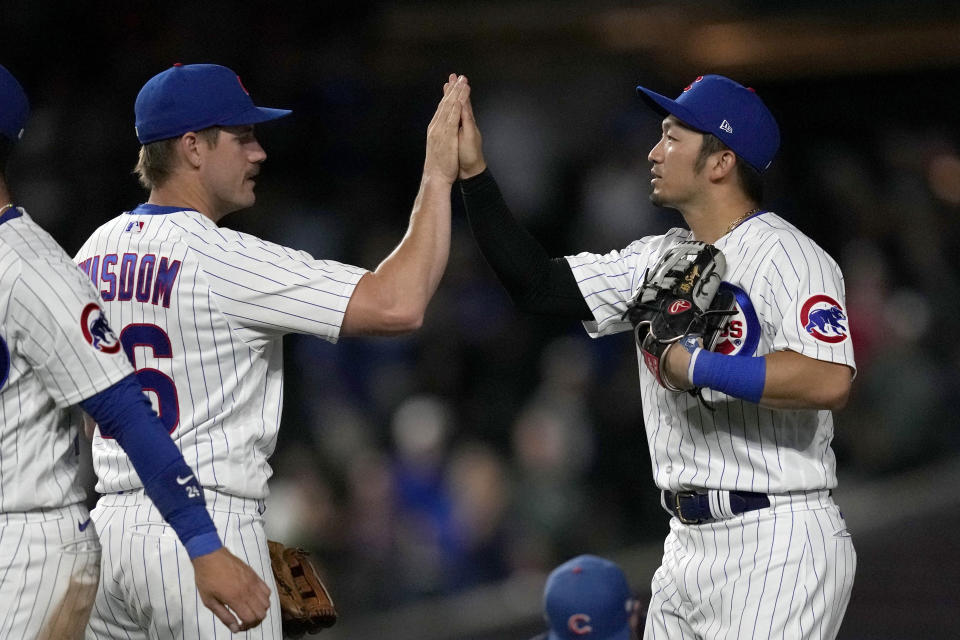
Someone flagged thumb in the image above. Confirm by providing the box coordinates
[461,94,477,129]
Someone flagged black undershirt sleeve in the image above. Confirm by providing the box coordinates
[459,168,593,320]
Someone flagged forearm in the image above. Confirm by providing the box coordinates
[461,169,592,319]
[756,350,852,410]
[379,174,452,313]
[80,374,221,558]
[344,174,452,335]
[669,344,852,410]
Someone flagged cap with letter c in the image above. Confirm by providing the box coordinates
[636,74,780,173]
[544,554,634,640]
[0,64,30,142]
[134,63,292,144]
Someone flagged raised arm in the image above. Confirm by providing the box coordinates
[457,89,592,320]
[340,74,466,336]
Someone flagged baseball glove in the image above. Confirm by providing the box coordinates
[268,540,337,637]
[623,241,735,399]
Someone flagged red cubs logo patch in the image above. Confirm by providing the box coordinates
[80,303,121,354]
[800,294,848,343]
[667,299,691,315]
[711,283,760,356]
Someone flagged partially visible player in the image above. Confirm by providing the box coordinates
[455,75,856,638]
[0,64,269,638]
[530,554,640,640]
[76,64,468,638]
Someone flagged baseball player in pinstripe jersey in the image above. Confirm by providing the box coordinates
[75,64,468,639]
[0,65,270,638]
[456,75,856,638]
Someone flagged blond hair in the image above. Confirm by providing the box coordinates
[133,127,220,190]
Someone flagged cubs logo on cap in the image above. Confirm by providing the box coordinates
[134,63,292,144]
[544,555,633,640]
[80,303,121,354]
[800,294,848,343]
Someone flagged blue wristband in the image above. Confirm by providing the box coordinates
[146,458,222,559]
[184,531,223,559]
[691,350,766,404]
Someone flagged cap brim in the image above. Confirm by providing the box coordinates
[219,105,292,127]
[636,86,708,135]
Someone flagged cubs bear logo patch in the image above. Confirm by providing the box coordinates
[80,303,121,354]
[800,294,848,343]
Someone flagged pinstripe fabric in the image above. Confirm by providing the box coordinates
[0,209,132,512]
[1,209,128,636]
[75,205,365,639]
[566,213,857,638]
[644,500,855,639]
[566,213,856,494]
[0,503,101,639]
[74,206,366,501]
[86,490,281,640]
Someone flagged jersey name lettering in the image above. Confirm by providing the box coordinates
[78,253,181,307]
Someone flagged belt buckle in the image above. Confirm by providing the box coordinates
[674,491,703,525]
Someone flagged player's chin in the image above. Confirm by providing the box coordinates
[239,183,258,205]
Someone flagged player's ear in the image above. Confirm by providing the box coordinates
[710,149,738,181]
[179,132,204,169]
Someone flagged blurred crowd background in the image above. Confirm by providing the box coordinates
[3,1,959,637]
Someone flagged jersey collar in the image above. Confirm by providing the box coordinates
[128,203,201,216]
[0,205,23,226]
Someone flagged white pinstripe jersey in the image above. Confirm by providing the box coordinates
[0,208,131,512]
[567,211,856,494]
[74,204,366,500]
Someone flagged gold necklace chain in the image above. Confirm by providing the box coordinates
[0,203,13,216]
[726,207,762,235]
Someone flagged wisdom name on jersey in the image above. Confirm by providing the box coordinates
[78,252,181,307]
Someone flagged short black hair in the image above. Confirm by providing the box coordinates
[695,133,763,204]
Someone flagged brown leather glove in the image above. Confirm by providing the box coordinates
[268,540,337,637]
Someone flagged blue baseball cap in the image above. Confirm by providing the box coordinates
[135,63,291,144]
[636,74,780,172]
[544,555,633,640]
[0,64,29,142]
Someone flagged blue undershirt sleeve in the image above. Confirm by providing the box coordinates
[80,373,222,558]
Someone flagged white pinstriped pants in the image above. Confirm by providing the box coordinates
[0,503,101,639]
[644,493,856,639]
[85,490,282,640]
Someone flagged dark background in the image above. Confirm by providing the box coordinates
[3,1,959,637]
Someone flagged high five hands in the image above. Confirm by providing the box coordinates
[425,74,469,185]
[441,73,486,180]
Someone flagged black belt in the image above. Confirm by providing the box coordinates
[663,490,770,525]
